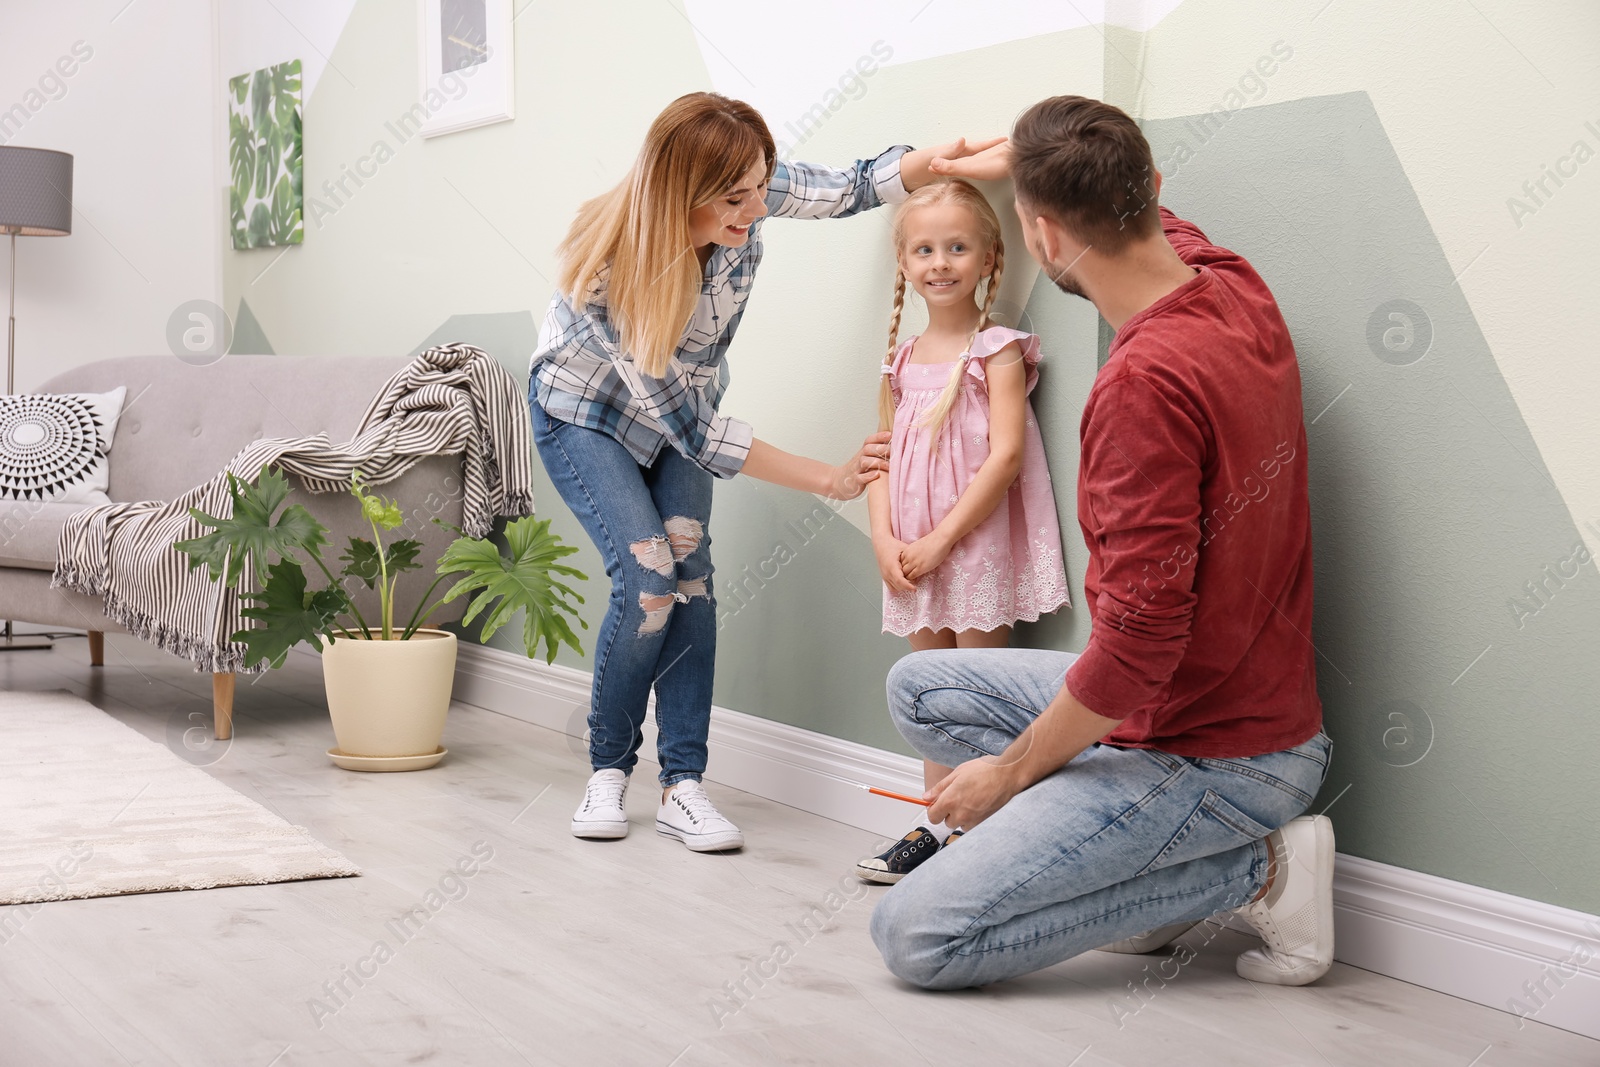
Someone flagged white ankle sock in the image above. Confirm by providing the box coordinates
[923,819,950,839]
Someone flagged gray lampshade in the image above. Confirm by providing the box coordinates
[0,146,73,236]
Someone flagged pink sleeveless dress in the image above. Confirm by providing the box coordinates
[881,326,1071,636]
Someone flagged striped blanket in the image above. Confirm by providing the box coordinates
[51,343,534,673]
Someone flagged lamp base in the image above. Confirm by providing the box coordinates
[0,621,53,651]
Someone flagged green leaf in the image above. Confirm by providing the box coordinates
[270,174,296,242]
[176,469,328,588]
[229,187,248,250]
[339,537,383,588]
[253,132,273,200]
[231,73,248,106]
[436,516,589,663]
[337,535,420,618]
[228,113,253,194]
[251,68,272,129]
[364,496,401,528]
[350,471,403,530]
[286,111,302,166]
[247,202,272,246]
[386,539,423,576]
[265,122,284,186]
[273,60,300,95]
[235,558,348,670]
[273,69,299,129]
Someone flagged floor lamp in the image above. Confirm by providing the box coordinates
[0,145,74,652]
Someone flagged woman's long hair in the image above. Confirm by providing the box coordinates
[556,93,775,378]
[880,179,1006,438]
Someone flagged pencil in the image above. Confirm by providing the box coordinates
[859,784,927,806]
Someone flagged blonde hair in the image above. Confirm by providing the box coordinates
[879,179,1006,438]
[557,93,775,378]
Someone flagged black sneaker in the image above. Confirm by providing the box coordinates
[856,827,943,884]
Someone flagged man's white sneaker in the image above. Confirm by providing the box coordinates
[656,780,744,852]
[571,768,630,839]
[1233,814,1335,985]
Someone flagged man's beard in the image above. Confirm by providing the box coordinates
[1048,263,1086,300]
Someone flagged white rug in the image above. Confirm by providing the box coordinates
[0,690,358,905]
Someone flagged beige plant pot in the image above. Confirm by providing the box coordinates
[321,628,457,767]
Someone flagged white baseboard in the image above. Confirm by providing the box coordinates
[451,644,927,837]
[1332,854,1598,1039]
[452,645,1600,1041]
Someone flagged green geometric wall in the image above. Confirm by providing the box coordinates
[1145,91,1599,913]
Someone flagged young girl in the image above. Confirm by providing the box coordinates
[857,178,1070,884]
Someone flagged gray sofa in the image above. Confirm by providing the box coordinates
[1,354,469,739]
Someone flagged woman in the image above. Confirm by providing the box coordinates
[532,91,993,852]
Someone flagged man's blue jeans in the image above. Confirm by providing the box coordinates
[531,399,717,787]
[870,648,1332,990]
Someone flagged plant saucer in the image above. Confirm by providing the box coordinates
[327,746,447,772]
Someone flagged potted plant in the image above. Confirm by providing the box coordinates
[176,467,587,770]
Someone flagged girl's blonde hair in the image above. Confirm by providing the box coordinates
[880,179,1006,438]
[557,92,775,378]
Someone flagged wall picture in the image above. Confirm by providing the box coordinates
[228,59,303,250]
[417,0,515,137]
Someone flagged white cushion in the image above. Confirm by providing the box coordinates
[0,387,126,505]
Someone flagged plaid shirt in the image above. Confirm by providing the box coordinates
[530,146,912,479]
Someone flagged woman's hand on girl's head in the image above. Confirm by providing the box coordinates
[829,431,893,500]
[874,535,916,592]
[899,532,953,583]
[902,137,1009,190]
[929,138,1012,182]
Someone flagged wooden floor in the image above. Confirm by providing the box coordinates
[2,628,1596,1067]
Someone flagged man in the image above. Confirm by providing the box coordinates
[868,96,1333,990]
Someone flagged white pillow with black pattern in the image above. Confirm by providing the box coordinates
[0,387,128,505]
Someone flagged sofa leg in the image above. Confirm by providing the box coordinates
[213,672,235,740]
[88,631,104,666]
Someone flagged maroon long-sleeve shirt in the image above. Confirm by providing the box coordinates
[1064,209,1322,757]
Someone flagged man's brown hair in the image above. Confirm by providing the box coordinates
[1011,95,1159,253]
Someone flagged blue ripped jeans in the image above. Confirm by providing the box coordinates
[530,398,717,788]
[870,648,1331,990]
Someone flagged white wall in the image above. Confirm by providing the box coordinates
[218,0,358,108]
[0,0,220,392]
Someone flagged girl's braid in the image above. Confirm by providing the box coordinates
[879,268,908,432]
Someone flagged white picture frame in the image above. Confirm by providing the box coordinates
[416,0,515,138]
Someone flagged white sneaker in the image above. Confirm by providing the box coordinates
[1233,815,1335,985]
[572,768,630,839]
[656,780,744,852]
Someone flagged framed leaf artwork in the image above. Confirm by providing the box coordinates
[228,59,303,250]
[416,0,515,138]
